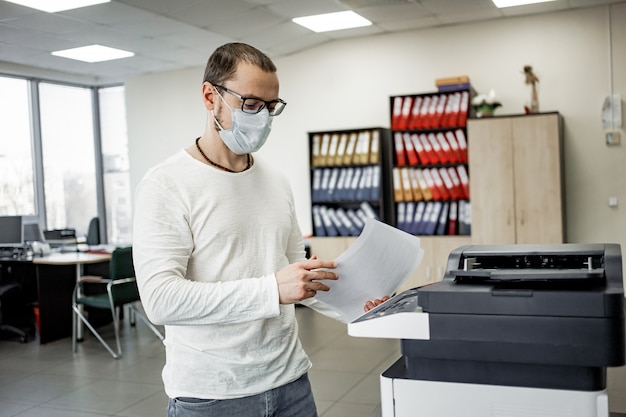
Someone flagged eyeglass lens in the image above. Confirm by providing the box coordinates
[214,84,285,116]
[242,97,285,116]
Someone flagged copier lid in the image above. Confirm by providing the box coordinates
[419,243,624,318]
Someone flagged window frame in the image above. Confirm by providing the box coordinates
[1,72,127,244]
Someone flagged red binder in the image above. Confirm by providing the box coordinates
[435,132,452,164]
[398,96,413,130]
[419,134,434,165]
[448,201,458,235]
[438,167,457,200]
[410,133,427,165]
[394,132,407,166]
[441,92,455,127]
[391,96,403,130]
[403,133,419,165]
[430,168,450,200]
[433,94,447,128]
[447,167,463,200]
[424,94,438,129]
[408,96,423,130]
[445,131,462,164]
[415,96,431,129]
[456,165,470,199]
[448,92,461,127]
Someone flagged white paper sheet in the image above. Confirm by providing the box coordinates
[313,218,424,323]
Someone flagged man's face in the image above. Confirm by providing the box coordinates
[212,62,280,131]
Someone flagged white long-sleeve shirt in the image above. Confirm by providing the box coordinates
[133,149,311,400]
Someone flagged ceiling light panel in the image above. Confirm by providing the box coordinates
[292,11,372,33]
[4,0,110,13]
[492,0,557,8]
[52,44,134,63]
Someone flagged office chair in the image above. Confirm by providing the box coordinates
[0,279,33,343]
[71,246,164,359]
[85,217,100,246]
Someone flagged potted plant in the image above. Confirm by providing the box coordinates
[472,89,501,117]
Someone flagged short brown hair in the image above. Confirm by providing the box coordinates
[202,43,277,85]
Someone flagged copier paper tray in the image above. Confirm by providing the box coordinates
[399,243,625,391]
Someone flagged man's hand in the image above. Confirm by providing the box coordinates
[275,257,338,304]
[364,296,390,312]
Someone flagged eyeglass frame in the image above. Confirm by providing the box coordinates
[212,83,287,116]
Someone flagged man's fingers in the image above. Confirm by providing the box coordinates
[309,269,338,281]
[311,282,330,292]
[305,259,337,270]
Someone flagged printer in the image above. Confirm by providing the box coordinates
[348,244,625,417]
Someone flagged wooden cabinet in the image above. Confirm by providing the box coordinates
[395,236,471,293]
[467,112,564,244]
[308,236,356,261]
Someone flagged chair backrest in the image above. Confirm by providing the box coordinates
[110,246,135,281]
[86,217,101,246]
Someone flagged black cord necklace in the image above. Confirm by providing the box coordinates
[195,137,251,173]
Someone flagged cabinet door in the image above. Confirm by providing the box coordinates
[309,237,355,260]
[396,239,434,293]
[430,236,472,280]
[395,236,471,293]
[467,118,516,244]
[512,114,564,243]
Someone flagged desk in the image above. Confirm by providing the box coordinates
[34,253,112,342]
[1,252,111,343]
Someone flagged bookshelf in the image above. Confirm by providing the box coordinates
[308,127,392,237]
[389,88,474,237]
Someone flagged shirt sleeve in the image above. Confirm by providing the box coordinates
[132,175,280,326]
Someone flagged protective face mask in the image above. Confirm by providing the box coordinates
[213,92,273,155]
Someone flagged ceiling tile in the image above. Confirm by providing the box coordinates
[117,0,205,14]
[376,16,443,31]
[157,27,234,51]
[4,13,99,36]
[0,2,42,22]
[266,0,346,19]
[239,21,316,51]
[356,3,434,22]
[419,0,496,14]
[203,6,285,39]
[60,2,155,24]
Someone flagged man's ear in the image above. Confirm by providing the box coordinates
[202,82,215,110]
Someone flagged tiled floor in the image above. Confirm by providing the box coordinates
[0,306,399,417]
[1,306,625,417]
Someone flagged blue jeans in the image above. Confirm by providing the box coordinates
[167,373,317,417]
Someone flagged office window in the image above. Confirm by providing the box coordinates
[0,76,36,216]
[39,82,97,236]
[99,86,132,245]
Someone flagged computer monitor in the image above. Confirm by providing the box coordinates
[0,215,24,248]
[24,222,45,243]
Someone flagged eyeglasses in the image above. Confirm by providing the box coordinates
[213,84,287,116]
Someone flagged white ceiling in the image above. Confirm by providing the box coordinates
[0,0,623,83]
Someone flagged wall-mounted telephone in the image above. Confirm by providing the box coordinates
[602,94,622,145]
[602,94,622,129]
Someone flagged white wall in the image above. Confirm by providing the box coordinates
[127,4,626,251]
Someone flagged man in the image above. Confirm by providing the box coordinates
[133,42,387,417]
